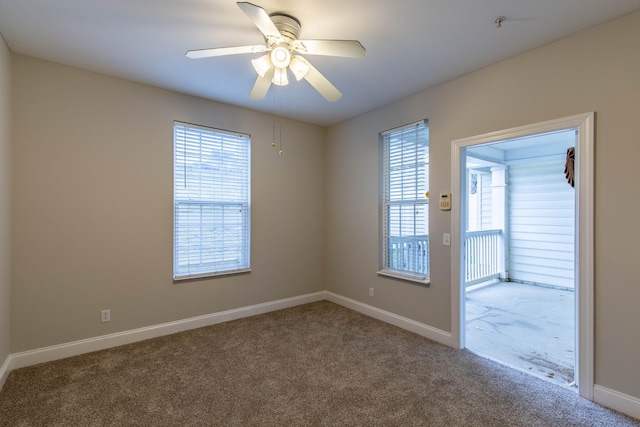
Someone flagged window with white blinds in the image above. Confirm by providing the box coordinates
[173,122,251,280]
[379,120,430,282]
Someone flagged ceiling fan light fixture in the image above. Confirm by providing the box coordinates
[289,56,310,81]
[251,54,272,77]
[272,67,289,86]
[270,46,291,68]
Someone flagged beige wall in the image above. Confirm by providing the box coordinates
[326,10,640,399]
[0,35,11,366]
[11,56,325,352]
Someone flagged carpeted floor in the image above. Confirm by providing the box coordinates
[0,301,638,426]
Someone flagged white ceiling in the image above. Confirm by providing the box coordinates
[467,129,576,168]
[1,0,640,126]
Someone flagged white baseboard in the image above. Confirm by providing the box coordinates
[9,291,325,371]
[6,290,452,374]
[594,385,640,420]
[0,355,10,389]
[325,291,454,347]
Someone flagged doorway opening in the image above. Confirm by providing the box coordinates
[464,129,576,387]
[450,113,594,399]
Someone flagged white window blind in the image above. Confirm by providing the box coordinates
[380,121,430,281]
[173,122,251,280]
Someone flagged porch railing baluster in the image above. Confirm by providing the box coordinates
[465,229,502,287]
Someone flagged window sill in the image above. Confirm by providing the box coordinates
[174,268,251,282]
[377,269,430,286]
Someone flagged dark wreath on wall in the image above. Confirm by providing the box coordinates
[564,147,575,187]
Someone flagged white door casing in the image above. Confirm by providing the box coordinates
[450,113,594,399]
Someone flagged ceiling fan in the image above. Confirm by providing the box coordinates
[186,2,365,102]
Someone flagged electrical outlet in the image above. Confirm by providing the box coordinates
[369,287,374,297]
[101,309,111,323]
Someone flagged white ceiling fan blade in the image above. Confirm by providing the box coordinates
[237,2,284,44]
[249,67,275,99]
[292,40,365,58]
[303,61,342,102]
[186,45,269,59]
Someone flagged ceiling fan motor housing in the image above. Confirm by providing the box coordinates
[269,13,301,45]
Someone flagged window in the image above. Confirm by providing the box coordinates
[173,122,251,280]
[379,120,430,283]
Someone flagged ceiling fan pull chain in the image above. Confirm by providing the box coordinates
[279,92,284,155]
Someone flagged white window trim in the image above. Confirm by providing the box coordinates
[173,121,251,281]
[376,269,430,285]
[175,268,251,281]
[378,120,430,285]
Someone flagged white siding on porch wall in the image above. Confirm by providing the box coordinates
[507,159,575,289]
[480,173,493,230]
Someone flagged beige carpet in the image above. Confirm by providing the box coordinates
[0,301,638,426]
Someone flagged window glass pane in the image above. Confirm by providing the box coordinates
[173,122,251,279]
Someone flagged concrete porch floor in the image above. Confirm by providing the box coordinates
[465,281,575,388]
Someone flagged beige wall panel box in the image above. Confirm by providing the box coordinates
[439,193,451,211]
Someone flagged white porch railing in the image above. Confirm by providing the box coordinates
[387,230,502,283]
[388,235,429,276]
[465,229,503,286]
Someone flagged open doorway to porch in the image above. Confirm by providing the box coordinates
[463,129,576,387]
[450,113,595,399]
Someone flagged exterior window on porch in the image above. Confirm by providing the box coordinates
[465,165,506,286]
